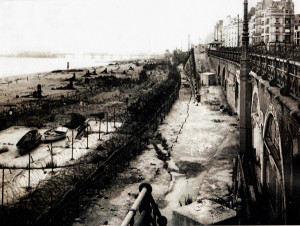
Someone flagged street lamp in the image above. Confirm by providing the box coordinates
[239,0,251,157]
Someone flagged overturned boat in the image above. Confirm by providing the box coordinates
[75,122,92,139]
[44,127,68,143]
[16,129,42,155]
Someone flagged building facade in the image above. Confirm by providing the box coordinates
[214,20,223,43]
[295,14,300,44]
[222,15,243,47]
[250,0,295,45]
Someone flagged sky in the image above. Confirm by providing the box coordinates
[0,0,299,55]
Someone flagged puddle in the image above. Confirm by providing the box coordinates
[176,161,205,178]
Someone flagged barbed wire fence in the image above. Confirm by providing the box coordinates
[0,64,181,225]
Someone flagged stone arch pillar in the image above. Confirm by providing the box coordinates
[222,67,226,90]
[263,112,286,223]
[251,87,264,183]
[217,64,221,85]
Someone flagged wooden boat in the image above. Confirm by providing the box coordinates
[16,129,42,155]
[44,127,68,143]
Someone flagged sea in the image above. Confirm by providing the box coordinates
[0,55,136,79]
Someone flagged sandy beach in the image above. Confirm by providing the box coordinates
[0,59,170,130]
[0,61,142,105]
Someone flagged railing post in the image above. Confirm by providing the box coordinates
[258,55,263,76]
[280,59,292,96]
[262,57,268,80]
[269,59,278,87]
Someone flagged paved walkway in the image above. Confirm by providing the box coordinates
[71,72,239,225]
[159,75,239,225]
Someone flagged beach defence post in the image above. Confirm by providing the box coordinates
[2,169,4,207]
[86,125,89,149]
[71,129,74,160]
[51,143,54,173]
[121,183,167,226]
[28,152,31,189]
[99,119,101,140]
[106,111,109,134]
[113,108,116,128]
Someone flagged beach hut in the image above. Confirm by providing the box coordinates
[200,72,216,86]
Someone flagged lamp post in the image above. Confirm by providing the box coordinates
[237,14,240,47]
[239,0,252,157]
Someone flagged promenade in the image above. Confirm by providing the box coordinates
[71,70,239,225]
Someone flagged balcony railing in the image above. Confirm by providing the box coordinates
[207,43,300,99]
[253,32,262,36]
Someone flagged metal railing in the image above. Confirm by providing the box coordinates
[207,44,300,99]
[121,183,167,226]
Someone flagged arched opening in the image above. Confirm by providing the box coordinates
[251,92,263,183]
[263,114,285,223]
[217,65,221,85]
[289,134,300,223]
[222,67,226,90]
[252,93,258,114]
[234,76,239,109]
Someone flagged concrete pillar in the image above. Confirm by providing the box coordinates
[239,0,252,156]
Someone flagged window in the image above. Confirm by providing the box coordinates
[276,27,279,31]
[276,35,279,41]
[285,35,290,42]
[286,10,289,13]
[266,35,269,42]
[276,18,279,23]
[296,25,299,30]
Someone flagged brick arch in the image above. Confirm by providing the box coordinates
[263,112,286,223]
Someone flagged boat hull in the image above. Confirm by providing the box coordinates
[44,128,68,143]
[16,130,42,155]
[44,133,66,143]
